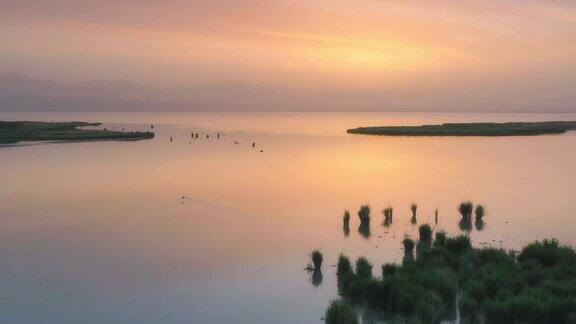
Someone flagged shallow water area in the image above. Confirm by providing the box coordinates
[1,111,575,323]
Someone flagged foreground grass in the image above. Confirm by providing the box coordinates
[347,121,576,137]
[0,121,154,144]
[332,230,576,323]
[325,299,358,324]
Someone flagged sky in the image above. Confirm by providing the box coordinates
[1,0,575,111]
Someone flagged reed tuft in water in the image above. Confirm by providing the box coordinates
[310,250,323,270]
[459,201,474,220]
[475,204,485,221]
[382,206,393,221]
[410,203,418,219]
[357,205,371,226]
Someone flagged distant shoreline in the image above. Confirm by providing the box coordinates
[347,121,576,137]
[0,121,154,144]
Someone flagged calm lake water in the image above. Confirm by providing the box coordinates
[1,112,575,323]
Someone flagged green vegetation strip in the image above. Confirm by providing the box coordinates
[330,227,576,323]
[0,121,154,144]
[347,121,576,136]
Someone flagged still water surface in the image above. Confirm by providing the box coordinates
[1,112,575,323]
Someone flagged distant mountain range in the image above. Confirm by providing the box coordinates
[1,73,574,112]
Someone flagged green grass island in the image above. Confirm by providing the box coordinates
[0,121,154,144]
[347,121,576,137]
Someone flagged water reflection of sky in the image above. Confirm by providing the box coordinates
[1,112,575,323]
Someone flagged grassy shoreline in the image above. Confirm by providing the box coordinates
[347,121,576,137]
[0,121,154,144]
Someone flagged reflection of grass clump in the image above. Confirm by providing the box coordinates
[343,210,350,225]
[324,299,358,324]
[459,217,473,232]
[475,204,485,221]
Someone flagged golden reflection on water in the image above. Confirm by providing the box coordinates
[0,112,575,323]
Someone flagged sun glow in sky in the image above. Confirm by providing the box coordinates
[1,0,575,111]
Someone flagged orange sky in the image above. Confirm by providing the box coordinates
[1,0,575,111]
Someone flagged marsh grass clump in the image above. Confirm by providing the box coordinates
[517,239,573,267]
[358,205,371,226]
[410,203,418,224]
[445,235,472,255]
[382,263,400,278]
[435,231,447,247]
[324,299,358,324]
[382,206,393,221]
[310,250,323,270]
[403,238,416,255]
[337,254,353,276]
[355,257,373,278]
[459,201,474,220]
[418,224,433,247]
[382,206,393,228]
